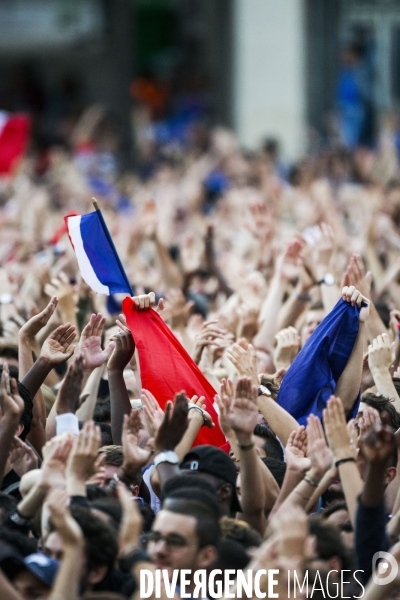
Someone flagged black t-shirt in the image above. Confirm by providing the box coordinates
[1,470,21,500]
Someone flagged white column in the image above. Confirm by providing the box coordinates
[233,0,306,159]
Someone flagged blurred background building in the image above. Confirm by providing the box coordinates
[0,0,400,163]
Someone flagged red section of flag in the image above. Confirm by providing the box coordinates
[0,114,31,175]
[122,297,226,448]
[49,212,77,245]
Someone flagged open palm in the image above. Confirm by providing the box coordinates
[79,313,115,370]
[227,377,258,435]
[40,324,76,364]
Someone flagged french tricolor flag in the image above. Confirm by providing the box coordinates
[65,209,132,296]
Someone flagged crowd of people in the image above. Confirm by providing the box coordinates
[1,105,400,599]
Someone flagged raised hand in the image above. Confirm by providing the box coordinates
[346,418,359,455]
[67,420,101,483]
[9,437,38,477]
[358,406,380,439]
[0,363,24,426]
[323,395,355,462]
[56,354,85,415]
[108,329,135,372]
[306,414,333,480]
[271,503,309,559]
[40,323,76,365]
[41,434,74,489]
[275,239,304,282]
[313,222,335,270]
[140,198,158,240]
[368,333,394,374]
[360,422,397,464]
[44,271,76,307]
[342,253,372,299]
[154,392,189,453]
[192,320,229,364]
[162,288,194,329]
[341,286,370,322]
[47,486,83,548]
[188,395,214,428]
[215,378,235,439]
[285,426,310,473]
[141,389,165,437]
[19,296,58,342]
[273,327,300,371]
[227,376,258,443]
[226,343,258,386]
[132,291,158,311]
[121,409,153,475]
[180,233,203,274]
[117,482,143,556]
[79,313,115,371]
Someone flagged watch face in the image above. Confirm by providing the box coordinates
[324,273,335,286]
[165,451,179,463]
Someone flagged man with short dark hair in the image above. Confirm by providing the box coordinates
[43,505,135,596]
[147,498,220,594]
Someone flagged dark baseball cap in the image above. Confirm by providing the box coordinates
[23,553,59,587]
[180,445,241,512]
[0,545,58,589]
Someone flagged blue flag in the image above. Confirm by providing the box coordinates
[277,298,362,425]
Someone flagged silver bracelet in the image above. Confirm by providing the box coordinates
[188,405,206,425]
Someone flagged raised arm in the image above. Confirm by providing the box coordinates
[343,253,387,341]
[257,391,300,446]
[21,322,76,400]
[107,328,135,445]
[18,297,58,452]
[309,222,341,314]
[47,486,84,600]
[368,334,400,411]
[268,426,309,520]
[226,376,273,534]
[0,364,24,487]
[151,393,189,493]
[44,271,79,332]
[355,423,397,586]
[284,415,333,512]
[78,312,116,388]
[323,395,363,527]
[45,354,84,440]
[253,240,303,354]
[335,286,370,413]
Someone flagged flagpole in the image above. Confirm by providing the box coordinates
[91,197,134,296]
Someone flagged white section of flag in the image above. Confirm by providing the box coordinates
[67,215,109,295]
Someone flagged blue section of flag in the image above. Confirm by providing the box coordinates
[277,298,361,425]
[80,212,132,294]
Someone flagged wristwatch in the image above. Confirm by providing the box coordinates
[153,451,179,467]
[317,273,335,286]
[258,385,271,397]
[9,509,30,527]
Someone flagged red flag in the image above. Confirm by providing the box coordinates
[0,112,31,175]
[123,297,226,447]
